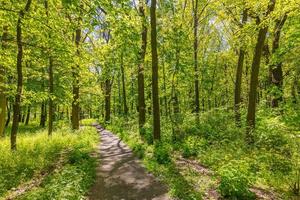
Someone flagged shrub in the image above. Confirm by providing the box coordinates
[153,143,171,164]
[132,143,146,158]
[218,162,255,199]
[141,123,153,145]
[182,136,206,158]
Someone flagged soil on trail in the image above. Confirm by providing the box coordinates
[88,124,170,200]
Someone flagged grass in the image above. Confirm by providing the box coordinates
[107,105,300,199]
[0,124,98,199]
[80,118,98,126]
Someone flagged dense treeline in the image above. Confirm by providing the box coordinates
[0,0,300,198]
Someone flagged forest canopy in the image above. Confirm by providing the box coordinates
[0,0,300,199]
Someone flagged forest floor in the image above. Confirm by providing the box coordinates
[88,124,170,200]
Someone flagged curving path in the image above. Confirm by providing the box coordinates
[88,124,170,200]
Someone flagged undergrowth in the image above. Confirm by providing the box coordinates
[0,126,98,199]
[107,105,300,199]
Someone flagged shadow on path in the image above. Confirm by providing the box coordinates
[88,124,170,200]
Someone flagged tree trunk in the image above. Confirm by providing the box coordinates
[150,0,161,141]
[71,26,81,130]
[193,0,200,118]
[5,102,11,128]
[246,0,276,144]
[104,79,111,123]
[0,26,8,137]
[45,0,54,135]
[11,0,32,150]
[162,56,168,117]
[25,105,30,125]
[117,71,121,114]
[48,57,54,135]
[120,55,128,115]
[234,10,248,126]
[137,0,147,131]
[270,14,287,108]
[40,102,47,127]
[22,113,25,123]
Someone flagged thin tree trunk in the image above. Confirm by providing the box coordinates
[270,14,287,107]
[246,0,276,144]
[45,0,54,135]
[162,55,168,117]
[150,0,161,141]
[11,0,32,150]
[48,57,54,134]
[104,79,111,123]
[234,10,248,126]
[118,71,121,114]
[40,102,47,127]
[21,112,25,123]
[5,102,11,128]
[25,105,30,125]
[0,26,8,137]
[120,55,128,115]
[193,0,200,118]
[71,24,81,130]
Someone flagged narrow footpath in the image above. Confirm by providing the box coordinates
[88,124,170,200]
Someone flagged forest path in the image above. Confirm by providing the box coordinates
[88,124,170,200]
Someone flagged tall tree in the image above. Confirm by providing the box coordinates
[25,105,30,125]
[40,102,47,127]
[71,15,82,130]
[270,14,288,107]
[104,79,112,122]
[45,0,54,136]
[234,10,248,126]
[120,54,128,115]
[0,26,8,137]
[150,0,161,140]
[11,0,32,150]
[193,0,200,119]
[246,0,276,143]
[137,0,147,131]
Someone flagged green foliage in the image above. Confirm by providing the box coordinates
[153,143,171,165]
[0,126,97,198]
[141,123,154,145]
[218,162,255,199]
[132,143,146,159]
[19,152,96,200]
[80,118,98,126]
[182,136,206,158]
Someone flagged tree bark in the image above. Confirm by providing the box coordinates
[120,54,128,115]
[162,57,168,117]
[11,0,32,150]
[270,14,287,107]
[48,57,54,134]
[71,23,81,130]
[234,10,248,126]
[40,102,47,127]
[0,26,8,137]
[5,102,11,128]
[25,105,30,125]
[150,0,161,141]
[193,0,200,118]
[45,0,54,135]
[246,0,276,144]
[138,0,147,131]
[104,79,111,123]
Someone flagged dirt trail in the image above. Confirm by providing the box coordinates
[88,124,170,200]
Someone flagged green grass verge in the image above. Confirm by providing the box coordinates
[0,126,98,199]
[107,105,300,199]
